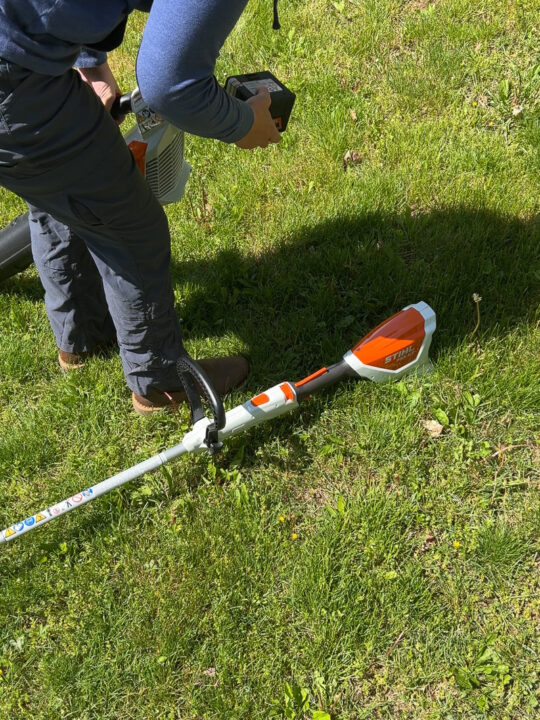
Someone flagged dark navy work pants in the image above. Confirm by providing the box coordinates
[0,60,183,395]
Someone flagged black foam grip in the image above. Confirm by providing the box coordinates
[294,358,357,401]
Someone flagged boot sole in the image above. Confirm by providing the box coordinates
[132,391,187,416]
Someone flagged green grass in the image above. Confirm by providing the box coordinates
[1,1,539,718]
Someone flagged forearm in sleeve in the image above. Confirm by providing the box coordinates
[136,0,254,143]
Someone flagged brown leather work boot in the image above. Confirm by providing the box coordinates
[58,349,91,370]
[58,341,117,371]
[132,356,249,416]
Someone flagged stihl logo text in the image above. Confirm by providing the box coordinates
[385,345,415,364]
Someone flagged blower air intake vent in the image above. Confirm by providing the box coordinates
[146,131,185,200]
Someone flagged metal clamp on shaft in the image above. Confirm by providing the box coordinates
[175,353,226,454]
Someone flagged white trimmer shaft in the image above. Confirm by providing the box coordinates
[1,384,299,543]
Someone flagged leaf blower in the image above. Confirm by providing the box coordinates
[0,87,190,282]
[0,71,295,282]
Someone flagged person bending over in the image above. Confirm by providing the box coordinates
[0,0,280,414]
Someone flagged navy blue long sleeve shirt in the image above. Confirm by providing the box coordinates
[0,0,254,143]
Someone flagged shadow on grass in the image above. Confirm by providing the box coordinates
[1,208,537,554]
[0,272,43,300]
[2,206,538,380]
[170,207,539,385]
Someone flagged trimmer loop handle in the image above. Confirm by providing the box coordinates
[176,353,226,454]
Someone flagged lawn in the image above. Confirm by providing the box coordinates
[0,1,539,718]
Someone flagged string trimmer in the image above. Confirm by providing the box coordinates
[1,302,436,544]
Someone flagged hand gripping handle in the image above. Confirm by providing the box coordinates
[176,353,226,454]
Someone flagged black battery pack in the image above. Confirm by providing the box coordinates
[224,71,295,132]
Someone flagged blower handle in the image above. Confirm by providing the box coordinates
[175,353,226,454]
[111,91,134,121]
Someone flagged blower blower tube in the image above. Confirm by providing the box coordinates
[0,212,32,282]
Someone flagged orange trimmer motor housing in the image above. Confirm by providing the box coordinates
[349,303,434,373]
[293,302,436,399]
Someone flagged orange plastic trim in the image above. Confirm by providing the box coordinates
[295,367,327,388]
[128,140,147,177]
[351,307,425,370]
[251,392,270,406]
[280,383,294,401]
